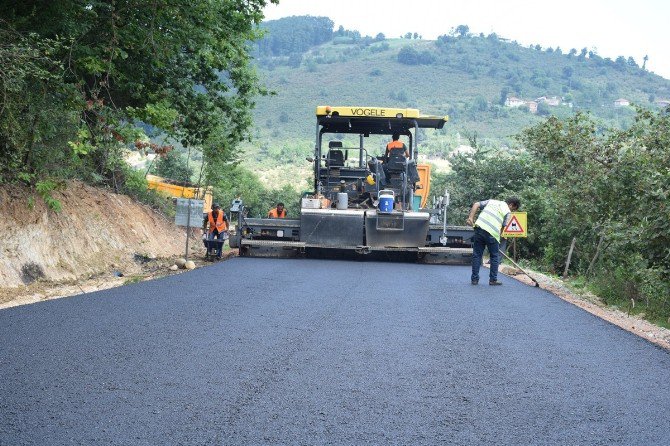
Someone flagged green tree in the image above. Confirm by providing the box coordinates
[562,66,574,79]
[397,46,435,65]
[517,109,670,319]
[536,102,551,116]
[0,29,80,185]
[288,53,303,68]
[212,164,300,219]
[257,16,334,57]
[615,56,627,71]
[154,151,193,183]
[1,0,276,192]
[455,25,470,38]
[398,46,419,65]
[472,96,488,112]
[431,146,533,224]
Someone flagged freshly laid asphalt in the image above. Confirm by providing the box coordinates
[1,257,669,445]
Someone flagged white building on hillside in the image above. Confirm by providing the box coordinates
[505,96,526,107]
[536,96,561,106]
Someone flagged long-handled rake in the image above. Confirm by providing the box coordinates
[499,249,540,288]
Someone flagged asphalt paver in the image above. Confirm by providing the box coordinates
[1,257,669,445]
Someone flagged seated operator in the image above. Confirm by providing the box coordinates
[384,132,409,161]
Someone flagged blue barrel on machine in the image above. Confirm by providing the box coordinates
[378,190,394,213]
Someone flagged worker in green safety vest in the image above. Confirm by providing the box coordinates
[466,197,521,286]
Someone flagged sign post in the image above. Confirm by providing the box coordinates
[175,198,204,261]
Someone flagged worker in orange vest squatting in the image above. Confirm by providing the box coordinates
[267,202,287,218]
[203,203,228,260]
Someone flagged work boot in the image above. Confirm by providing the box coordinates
[489,280,503,286]
[471,279,479,285]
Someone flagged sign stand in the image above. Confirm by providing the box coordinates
[175,198,204,261]
[185,199,191,261]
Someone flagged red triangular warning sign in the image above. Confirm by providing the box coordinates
[504,215,524,233]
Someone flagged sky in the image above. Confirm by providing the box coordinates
[263,0,670,80]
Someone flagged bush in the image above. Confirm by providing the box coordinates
[514,108,670,323]
[397,46,435,65]
[120,166,175,217]
[153,150,193,182]
[210,164,301,219]
[370,42,389,53]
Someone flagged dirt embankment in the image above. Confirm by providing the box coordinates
[0,181,196,297]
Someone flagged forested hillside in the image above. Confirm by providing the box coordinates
[245,16,670,184]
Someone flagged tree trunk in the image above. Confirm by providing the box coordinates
[586,235,606,277]
[22,113,40,179]
[563,237,577,279]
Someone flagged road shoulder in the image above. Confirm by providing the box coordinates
[500,264,670,351]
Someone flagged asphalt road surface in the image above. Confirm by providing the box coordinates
[1,257,670,445]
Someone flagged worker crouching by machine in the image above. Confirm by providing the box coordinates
[267,202,287,218]
[203,203,228,260]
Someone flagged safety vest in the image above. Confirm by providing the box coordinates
[386,140,407,157]
[208,211,227,233]
[268,208,286,218]
[475,200,510,242]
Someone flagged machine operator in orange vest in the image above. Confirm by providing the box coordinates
[267,202,287,218]
[203,203,228,259]
[385,132,409,160]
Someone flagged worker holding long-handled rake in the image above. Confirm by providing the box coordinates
[466,197,521,286]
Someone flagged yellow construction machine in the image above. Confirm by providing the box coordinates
[146,174,213,213]
[230,106,473,264]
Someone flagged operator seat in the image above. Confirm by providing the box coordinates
[327,140,345,167]
[381,153,406,191]
[327,150,344,167]
[385,153,407,172]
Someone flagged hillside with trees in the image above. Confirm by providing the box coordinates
[245,16,670,185]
